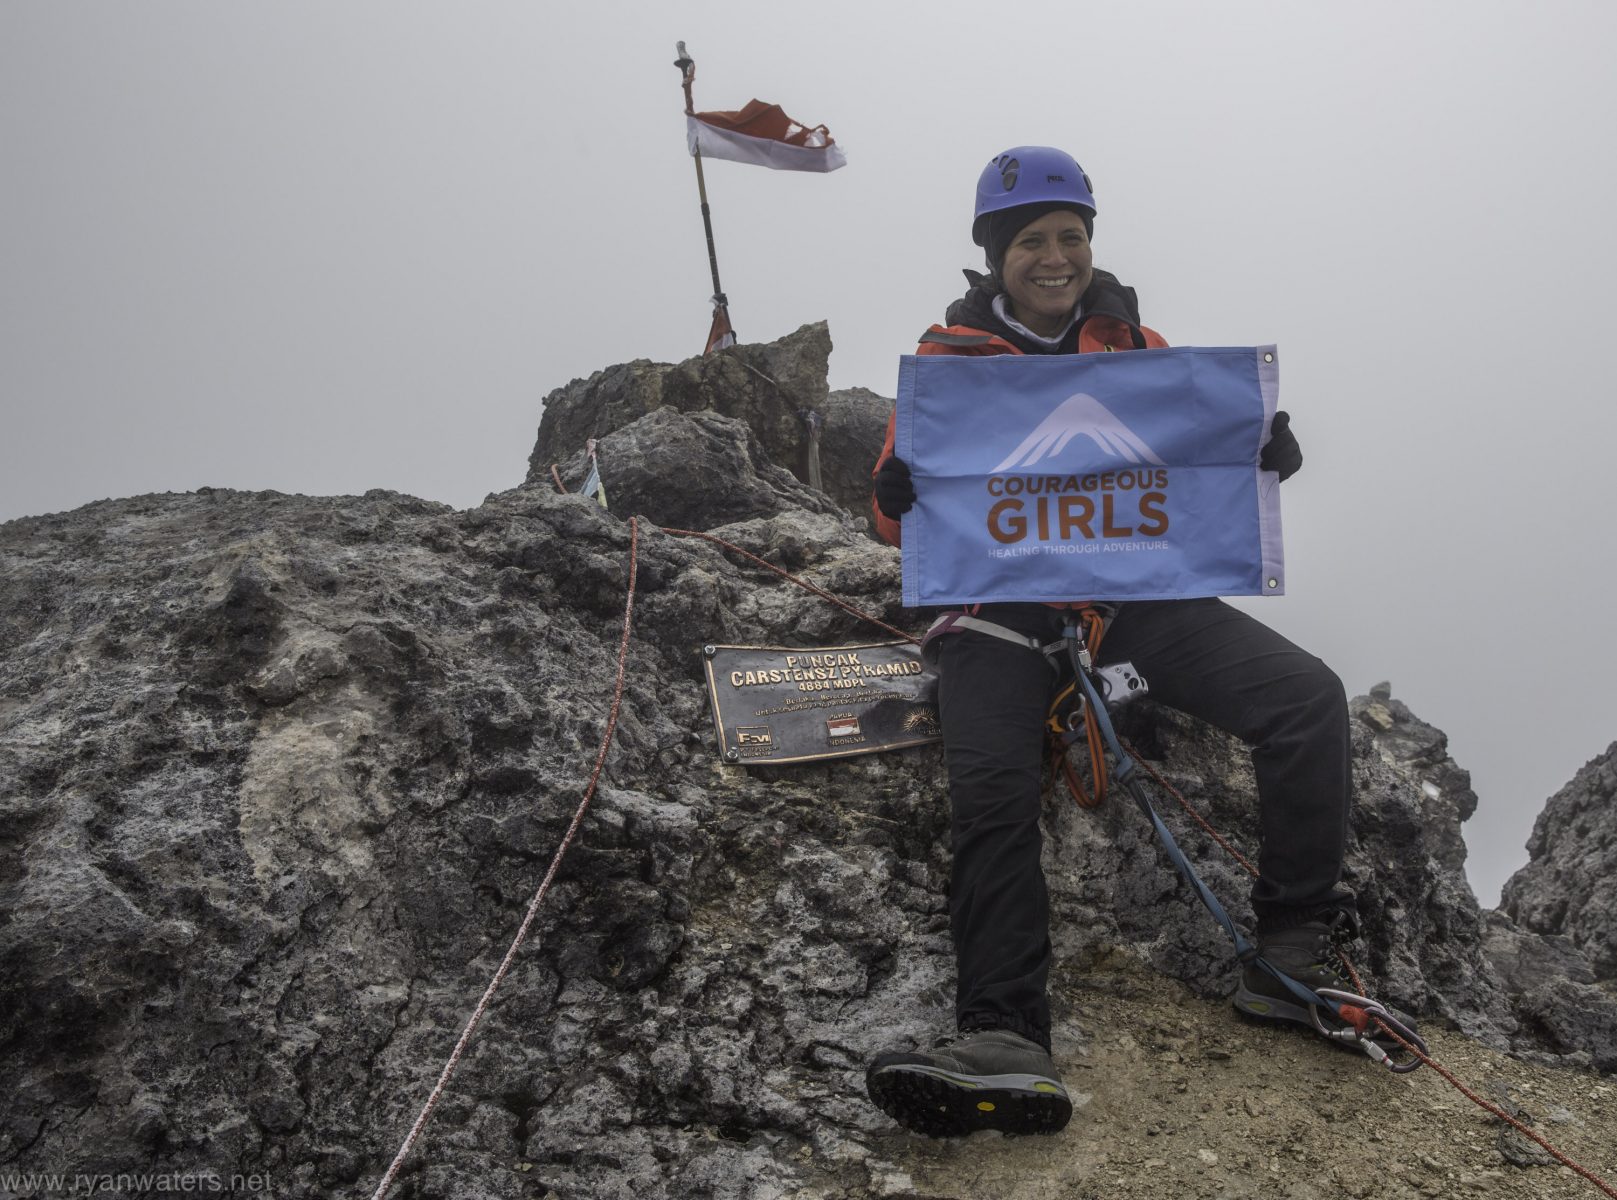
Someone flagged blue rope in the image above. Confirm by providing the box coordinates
[1062,626,1344,1022]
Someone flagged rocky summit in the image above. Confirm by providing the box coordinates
[2,324,1614,1200]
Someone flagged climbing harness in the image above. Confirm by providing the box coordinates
[921,606,1139,810]
[920,610,1069,663]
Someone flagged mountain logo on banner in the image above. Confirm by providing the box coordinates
[992,392,1167,472]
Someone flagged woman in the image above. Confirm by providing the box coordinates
[864,146,1359,1138]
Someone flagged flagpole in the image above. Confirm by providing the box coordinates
[691,147,725,306]
[675,41,733,349]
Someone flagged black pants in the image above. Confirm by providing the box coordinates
[935,599,1353,1051]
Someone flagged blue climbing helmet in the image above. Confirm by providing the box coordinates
[971,146,1096,247]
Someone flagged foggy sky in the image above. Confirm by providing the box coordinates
[4,1,1615,906]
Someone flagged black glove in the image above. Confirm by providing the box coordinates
[873,455,917,519]
[1259,410,1303,482]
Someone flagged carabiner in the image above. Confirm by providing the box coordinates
[1312,987,1428,1073]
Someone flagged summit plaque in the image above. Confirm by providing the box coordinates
[701,641,941,765]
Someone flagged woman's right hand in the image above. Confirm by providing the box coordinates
[874,456,917,518]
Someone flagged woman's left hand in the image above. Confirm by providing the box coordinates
[1260,410,1303,481]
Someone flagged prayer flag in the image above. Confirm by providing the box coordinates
[581,439,608,510]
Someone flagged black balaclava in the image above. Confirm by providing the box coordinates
[983,201,1094,279]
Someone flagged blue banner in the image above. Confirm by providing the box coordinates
[896,346,1284,606]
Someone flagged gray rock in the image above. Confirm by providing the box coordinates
[1509,977,1617,1073]
[1,332,1612,1200]
[1483,910,1598,989]
[527,324,893,528]
[1350,682,1478,873]
[529,322,839,502]
[550,408,846,533]
[1500,742,1617,980]
[818,386,895,532]
[1486,1081,1558,1167]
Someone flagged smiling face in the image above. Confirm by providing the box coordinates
[999,209,1094,338]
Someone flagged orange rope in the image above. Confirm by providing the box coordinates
[1057,752,1099,810]
[548,463,567,494]
[1052,608,1110,809]
[369,518,641,1200]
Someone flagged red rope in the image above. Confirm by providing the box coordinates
[1127,742,1617,1198]
[659,526,919,644]
[1126,745,1260,879]
[368,517,641,1200]
[1373,1021,1617,1197]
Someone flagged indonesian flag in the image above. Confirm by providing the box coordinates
[686,99,847,173]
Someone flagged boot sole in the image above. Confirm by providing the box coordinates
[1231,982,1318,1029]
[866,1064,1072,1138]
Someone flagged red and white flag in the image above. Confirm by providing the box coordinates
[687,99,847,173]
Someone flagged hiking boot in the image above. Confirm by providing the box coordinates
[1233,918,1418,1049]
[865,1028,1072,1138]
[1233,918,1353,1027]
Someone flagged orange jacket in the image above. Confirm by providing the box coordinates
[871,308,1169,547]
